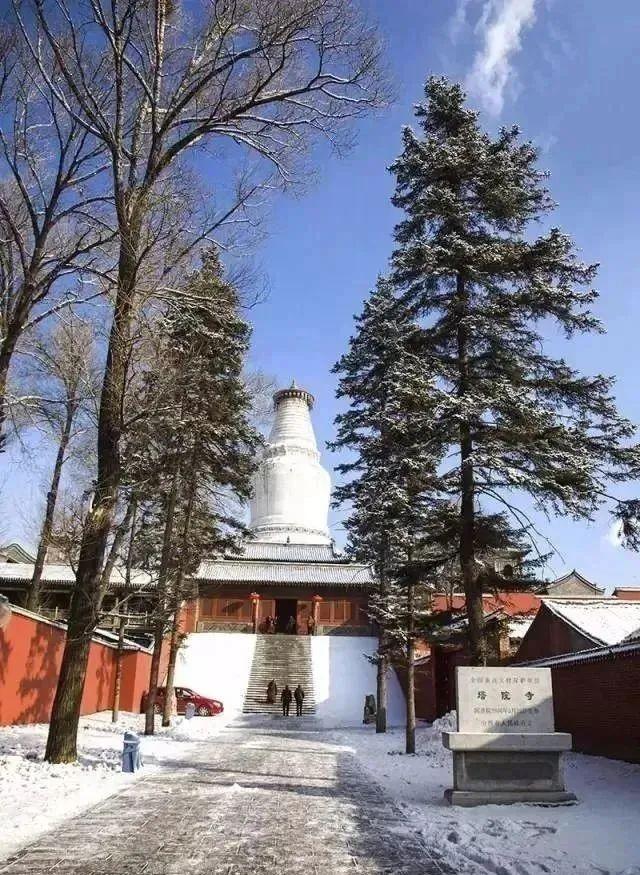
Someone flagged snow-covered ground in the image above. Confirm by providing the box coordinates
[311,635,405,726]
[0,709,233,862]
[330,715,640,875]
[4,707,639,873]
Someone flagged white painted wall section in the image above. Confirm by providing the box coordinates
[311,636,405,727]
[172,632,256,715]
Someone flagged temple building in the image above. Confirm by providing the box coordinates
[184,383,375,636]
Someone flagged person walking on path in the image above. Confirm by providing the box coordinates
[281,685,292,717]
[266,679,278,704]
[306,613,315,636]
[294,684,305,717]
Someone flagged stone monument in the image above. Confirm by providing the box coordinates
[442,666,576,806]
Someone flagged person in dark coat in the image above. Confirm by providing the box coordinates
[281,685,292,717]
[294,684,305,716]
[286,615,296,635]
[266,679,278,704]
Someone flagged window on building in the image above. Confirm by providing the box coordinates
[219,599,251,619]
[200,598,214,617]
[319,601,331,622]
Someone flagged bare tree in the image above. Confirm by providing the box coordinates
[12,0,387,763]
[21,316,97,611]
[0,36,110,447]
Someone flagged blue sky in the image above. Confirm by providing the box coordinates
[3,0,640,589]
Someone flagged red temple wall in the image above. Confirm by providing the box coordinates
[0,606,153,726]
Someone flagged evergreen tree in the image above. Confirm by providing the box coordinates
[331,279,444,751]
[116,249,261,735]
[389,77,640,664]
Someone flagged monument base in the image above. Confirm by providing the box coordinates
[443,732,576,807]
[445,788,577,807]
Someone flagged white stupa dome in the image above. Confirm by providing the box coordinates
[249,383,331,545]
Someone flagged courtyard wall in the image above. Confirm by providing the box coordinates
[0,604,152,726]
[519,644,640,763]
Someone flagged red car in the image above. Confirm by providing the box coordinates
[141,686,223,717]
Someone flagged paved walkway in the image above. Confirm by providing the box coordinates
[1,719,452,875]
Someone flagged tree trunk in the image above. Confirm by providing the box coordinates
[161,600,181,727]
[376,639,388,734]
[99,497,136,595]
[145,618,165,732]
[144,459,181,735]
[456,272,484,666]
[405,575,416,755]
[0,326,21,451]
[27,403,76,612]
[44,581,100,763]
[111,616,126,723]
[162,465,196,728]
[45,218,141,763]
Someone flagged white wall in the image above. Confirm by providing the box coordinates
[172,632,256,715]
[173,632,406,726]
[311,636,406,727]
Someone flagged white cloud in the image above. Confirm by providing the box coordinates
[464,0,538,116]
[449,0,475,42]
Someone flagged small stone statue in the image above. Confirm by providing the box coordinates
[363,694,377,724]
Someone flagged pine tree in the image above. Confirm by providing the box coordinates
[331,279,444,751]
[130,249,261,734]
[389,77,640,664]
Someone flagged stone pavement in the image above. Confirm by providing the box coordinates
[0,718,453,875]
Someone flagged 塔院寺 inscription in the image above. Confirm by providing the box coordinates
[457,667,554,734]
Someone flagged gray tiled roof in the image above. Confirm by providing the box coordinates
[227,542,348,563]
[0,562,153,589]
[196,559,374,587]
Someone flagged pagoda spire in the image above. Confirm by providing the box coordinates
[249,382,331,544]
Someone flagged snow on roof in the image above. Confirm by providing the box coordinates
[542,598,640,646]
[507,615,535,640]
[517,639,640,668]
[0,562,153,589]
[6,603,151,651]
[196,559,374,587]
[622,626,640,644]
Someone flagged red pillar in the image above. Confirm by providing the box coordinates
[311,595,322,635]
[250,593,261,634]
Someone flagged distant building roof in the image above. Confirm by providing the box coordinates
[613,587,640,600]
[542,598,640,647]
[545,570,604,596]
[0,543,36,563]
[432,591,541,617]
[0,562,153,590]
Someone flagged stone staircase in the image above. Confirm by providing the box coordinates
[243,635,316,715]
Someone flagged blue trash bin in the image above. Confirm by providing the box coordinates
[122,730,143,773]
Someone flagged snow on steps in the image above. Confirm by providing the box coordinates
[243,635,316,715]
